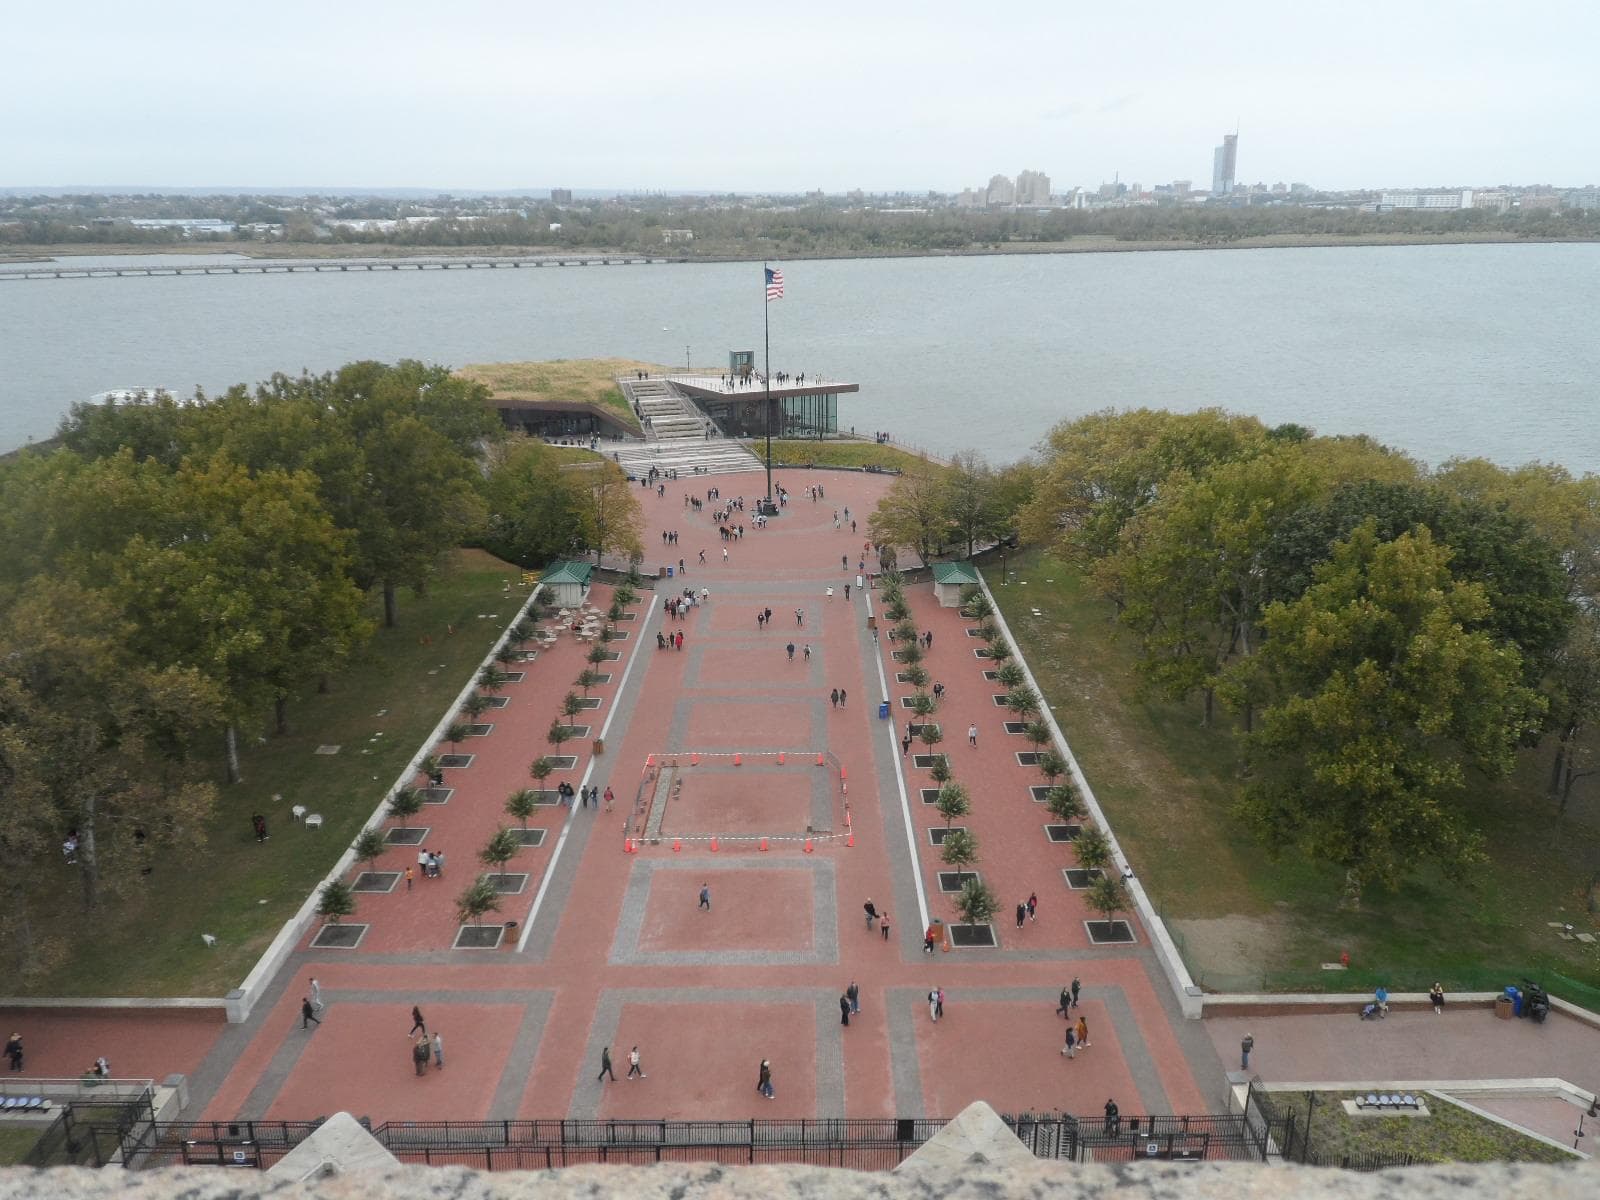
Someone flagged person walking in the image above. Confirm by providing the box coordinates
[839,994,851,1027]
[928,988,940,1022]
[432,1032,444,1069]
[597,1046,616,1082]
[1016,902,1027,929]
[4,1034,21,1072]
[831,688,839,708]
[1430,982,1446,1014]
[405,865,414,891]
[844,583,851,600]
[1075,1016,1090,1049]
[936,988,945,1020]
[967,723,978,747]
[408,1006,426,1037]
[310,977,324,1014]
[301,998,321,1029]
[699,882,711,910]
[1056,986,1072,1017]
[880,912,891,940]
[412,1035,430,1076]
[1027,892,1038,922]
[900,731,911,757]
[847,981,860,1015]
[1062,1026,1077,1059]
[758,1059,774,1099]
[803,644,811,661]
[1070,977,1081,1009]
[1240,1033,1254,1071]
[627,1046,645,1079]
[839,688,846,707]
[864,899,877,931]
[1104,1099,1120,1135]
[786,643,795,662]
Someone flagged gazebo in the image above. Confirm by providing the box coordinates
[540,560,594,608]
[931,561,979,608]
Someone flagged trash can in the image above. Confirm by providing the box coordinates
[667,566,674,578]
[1494,995,1514,1020]
[593,737,605,757]
[1505,985,1523,1017]
[658,566,667,579]
[879,700,890,720]
[867,615,877,631]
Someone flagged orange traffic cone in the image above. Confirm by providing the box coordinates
[840,765,847,781]
[646,754,655,767]
[759,837,769,852]
[733,752,742,766]
[803,837,813,853]
[846,831,855,848]
[624,837,634,853]
[777,751,785,765]
[673,837,681,852]
[816,751,825,766]
[710,836,720,852]
[691,752,700,766]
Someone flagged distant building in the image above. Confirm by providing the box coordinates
[661,229,694,243]
[1566,186,1600,210]
[1171,180,1192,196]
[1380,190,1472,209]
[1016,169,1051,206]
[549,189,573,204]
[985,174,1016,206]
[1472,190,1511,213]
[1211,133,1238,195]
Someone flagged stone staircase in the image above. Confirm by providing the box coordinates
[616,377,763,476]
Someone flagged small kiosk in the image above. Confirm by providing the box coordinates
[931,561,979,608]
[540,560,594,608]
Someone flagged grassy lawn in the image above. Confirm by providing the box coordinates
[750,439,933,472]
[457,359,662,432]
[16,549,529,998]
[0,1126,41,1166]
[1298,1091,1578,1165]
[990,547,1600,1002]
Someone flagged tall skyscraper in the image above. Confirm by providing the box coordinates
[1211,133,1238,196]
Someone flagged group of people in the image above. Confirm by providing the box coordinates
[1013,892,1040,927]
[416,848,446,878]
[863,898,892,940]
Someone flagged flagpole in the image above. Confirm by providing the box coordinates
[762,261,773,507]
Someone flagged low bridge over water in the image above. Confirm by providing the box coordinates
[0,254,680,281]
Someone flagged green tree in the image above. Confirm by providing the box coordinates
[547,719,574,750]
[1023,720,1051,753]
[869,467,951,565]
[572,460,645,566]
[462,693,490,722]
[387,785,424,831]
[456,875,502,927]
[505,788,541,829]
[1084,875,1130,931]
[943,450,1006,558]
[995,661,1026,689]
[1229,523,1546,907]
[0,579,221,909]
[477,665,509,695]
[479,827,521,872]
[1045,784,1085,824]
[910,691,937,718]
[528,755,555,797]
[351,827,388,873]
[928,756,953,785]
[1073,825,1110,872]
[904,664,930,689]
[1006,686,1040,720]
[445,720,471,752]
[954,877,999,927]
[1037,750,1066,787]
[318,879,356,924]
[480,441,586,567]
[576,667,602,696]
[919,723,944,756]
[940,828,978,884]
[936,782,971,828]
[562,692,584,721]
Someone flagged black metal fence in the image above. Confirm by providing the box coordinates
[1244,1079,1416,1172]
[1005,1110,1275,1163]
[23,1093,157,1168]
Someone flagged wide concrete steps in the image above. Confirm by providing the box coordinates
[612,437,764,476]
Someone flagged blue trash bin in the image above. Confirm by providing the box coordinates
[1505,985,1523,1017]
[667,566,674,578]
[879,700,890,719]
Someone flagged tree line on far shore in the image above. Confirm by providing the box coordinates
[0,361,645,935]
[868,410,1600,907]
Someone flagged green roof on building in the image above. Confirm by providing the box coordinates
[540,560,594,585]
[931,562,979,585]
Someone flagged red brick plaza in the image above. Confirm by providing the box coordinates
[9,469,1224,1125]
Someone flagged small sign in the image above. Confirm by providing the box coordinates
[1145,1141,1159,1158]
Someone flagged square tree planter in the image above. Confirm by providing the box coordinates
[982,670,1001,682]
[949,924,997,948]
[1062,867,1104,890]
[486,873,530,894]
[937,871,981,893]
[311,924,368,949]
[385,827,430,846]
[511,828,547,846]
[542,755,579,771]
[912,754,946,770]
[1084,920,1136,945]
[1044,824,1083,843]
[351,872,400,893]
[991,694,1011,707]
[482,695,511,709]
[452,925,505,950]
[1028,786,1052,803]
[1003,722,1028,735]
[928,826,967,846]
[438,754,475,769]
[421,787,454,805]
[919,788,941,805]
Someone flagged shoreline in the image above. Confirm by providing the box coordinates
[3,231,1595,267]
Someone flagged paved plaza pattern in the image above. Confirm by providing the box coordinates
[29,467,1597,1134]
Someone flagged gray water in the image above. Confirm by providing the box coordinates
[3,243,1597,471]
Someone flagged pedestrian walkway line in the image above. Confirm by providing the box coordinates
[517,593,660,953]
[866,590,930,935]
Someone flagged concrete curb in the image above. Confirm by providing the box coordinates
[976,571,1202,1018]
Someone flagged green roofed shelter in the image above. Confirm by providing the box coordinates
[541,560,594,607]
[931,561,979,608]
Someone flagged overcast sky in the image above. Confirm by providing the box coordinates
[8,1,1596,192]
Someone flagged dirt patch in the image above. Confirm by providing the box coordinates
[1169,912,1296,991]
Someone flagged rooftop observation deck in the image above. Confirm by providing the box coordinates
[663,373,860,402]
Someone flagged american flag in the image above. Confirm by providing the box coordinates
[765,266,785,301]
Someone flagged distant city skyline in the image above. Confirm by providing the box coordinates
[7,1,1597,191]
